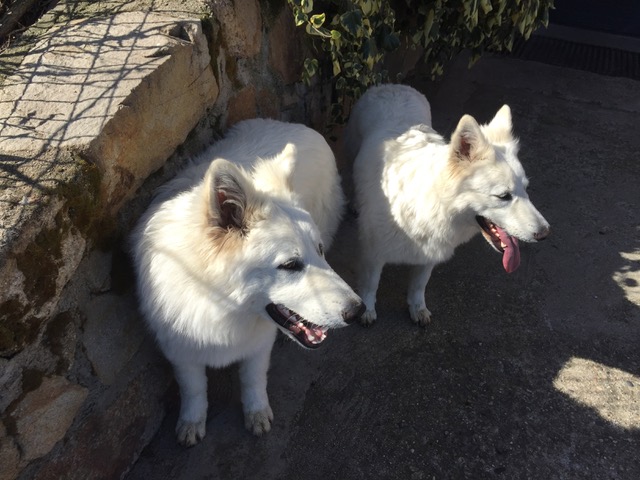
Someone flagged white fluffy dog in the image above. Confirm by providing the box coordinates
[345,84,550,326]
[132,119,363,446]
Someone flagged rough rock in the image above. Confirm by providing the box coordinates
[227,85,258,125]
[0,10,219,359]
[0,11,218,214]
[30,369,169,480]
[0,196,89,358]
[82,293,146,386]
[210,0,262,58]
[11,375,87,462]
[268,7,304,84]
[0,422,20,480]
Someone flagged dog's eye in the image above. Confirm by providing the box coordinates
[496,192,513,201]
[318,243,325,257]
[278,258,304,272]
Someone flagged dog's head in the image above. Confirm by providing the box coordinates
[202,159,363,349]
[448,105,550,273]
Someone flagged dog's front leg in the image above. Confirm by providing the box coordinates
[407,263,435,326]
[357,254,384,326]
[174,362,208,446]
[239,342,274,436]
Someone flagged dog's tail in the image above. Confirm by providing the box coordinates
[344,84,432,161]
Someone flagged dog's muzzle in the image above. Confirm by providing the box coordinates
[342,300,366,325]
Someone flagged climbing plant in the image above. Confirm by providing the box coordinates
[286,0,553,121]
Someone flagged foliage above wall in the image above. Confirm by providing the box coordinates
[286,0,553,121]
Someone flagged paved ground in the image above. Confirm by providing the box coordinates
[127,47,640,479]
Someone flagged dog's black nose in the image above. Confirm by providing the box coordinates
[342,300,366,325]
[534,225,551,241]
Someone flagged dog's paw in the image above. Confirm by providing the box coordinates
[244,405,273,436]
[359,309,377,327]
[176,418,206,447]
[409,305,432,327]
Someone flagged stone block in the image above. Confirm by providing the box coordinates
[211,0,262,58]
[11,375,87,462]
[0,12,218,214]
[0,198,88,357]
[227,85,258,126]
[0,422,20,480]
[0,11,218,357]
[256,88,281,119]
[268,7,304,84]
[82,293,146,386]
[30,369,170,480]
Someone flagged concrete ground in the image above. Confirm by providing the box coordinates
[126,47,640,479]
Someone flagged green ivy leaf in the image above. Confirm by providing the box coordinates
[382,31,400,51]
[361,0,374,16]
[286,0,552,125]
[304,57,318,75]
[332,61,341,76]
[424,9,435,38]
[362,37,378,70]
[300,0,314,14]
[302,57,318,85]
[480,0,493,14]
[340,10,363,37]
[305,23,330,37]
[310,13,326,28]
[293,10,308,27]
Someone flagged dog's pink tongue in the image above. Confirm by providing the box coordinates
[495,225,520,273]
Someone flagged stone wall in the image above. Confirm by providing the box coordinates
[0,1,345,478]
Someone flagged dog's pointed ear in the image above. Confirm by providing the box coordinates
[268,143,296,190]
[450,114,488,162]
[204,159,253,231]
[278,143,297,178]
[252,143,296,194]
[486,105,513,140]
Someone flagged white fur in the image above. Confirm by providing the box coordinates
[345,84,550,326]
[132,118,362,445]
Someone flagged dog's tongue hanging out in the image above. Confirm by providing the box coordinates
[495,225,521,273]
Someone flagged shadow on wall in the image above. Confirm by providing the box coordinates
[0,9,216,357]
[1,9,214,206]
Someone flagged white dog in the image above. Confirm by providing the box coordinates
[131,118,364,446]
[345,84,550,326]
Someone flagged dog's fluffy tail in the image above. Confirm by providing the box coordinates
[344,84,432,161]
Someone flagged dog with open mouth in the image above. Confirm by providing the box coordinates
[132,119,363,446]
[344,84,550,326]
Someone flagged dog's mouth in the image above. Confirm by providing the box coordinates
[265,303,327,349]
[476,216,521,273]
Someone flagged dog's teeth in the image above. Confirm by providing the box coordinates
[289,323,301,334]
